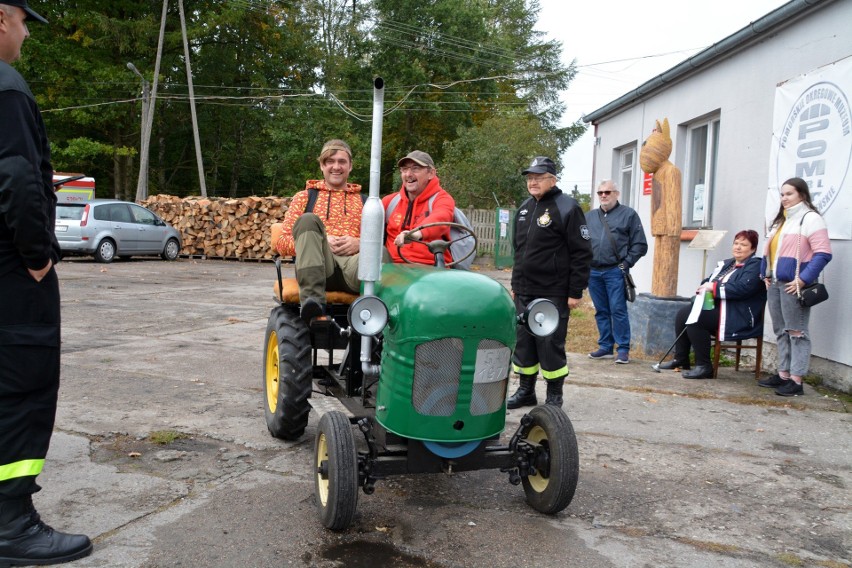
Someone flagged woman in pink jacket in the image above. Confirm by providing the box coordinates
[759,178,832,397]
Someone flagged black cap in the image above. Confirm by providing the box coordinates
[5,0,48,24]
[522,156,556,176]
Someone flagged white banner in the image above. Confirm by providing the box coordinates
[766,56,852,240]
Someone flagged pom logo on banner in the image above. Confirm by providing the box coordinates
[768,56,852,239]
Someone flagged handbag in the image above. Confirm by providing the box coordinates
[795,211,829,308]
[599,210,637,302]
[798,282,829,307]
[621,265,637,302]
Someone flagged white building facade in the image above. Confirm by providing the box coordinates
[583,0,851,390]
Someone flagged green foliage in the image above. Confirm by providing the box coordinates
[571,187,591,212]
[19,0,583,200]
[441,114,561,208]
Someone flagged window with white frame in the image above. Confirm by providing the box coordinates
[684,118,720,228]
[616,145,635,205]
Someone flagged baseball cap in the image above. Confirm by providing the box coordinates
[397,150,435,169]
[5,0,48,24]
[522,156,556,176]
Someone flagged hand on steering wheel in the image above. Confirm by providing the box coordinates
[395,221,477,268]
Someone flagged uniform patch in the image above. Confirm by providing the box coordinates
[536,209,552,227]
[580,225,590,240]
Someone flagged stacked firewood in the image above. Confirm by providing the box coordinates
[142,195,291,260]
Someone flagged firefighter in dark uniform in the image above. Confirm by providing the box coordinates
[0,1,92,564]
[508,156,592,409]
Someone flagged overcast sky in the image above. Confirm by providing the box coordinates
[535,0,790,194]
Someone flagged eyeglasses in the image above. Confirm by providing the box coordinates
[400,165,426,174]
[597,190,613,196]
[526,175,553,184]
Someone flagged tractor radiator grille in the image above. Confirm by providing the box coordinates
[412,338,463,416]
[470,339,511,416]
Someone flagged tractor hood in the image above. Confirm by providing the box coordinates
[373,263,516,443]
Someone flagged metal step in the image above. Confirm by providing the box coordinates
[308,395,355,418]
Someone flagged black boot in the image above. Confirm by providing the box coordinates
[300,297,326,324]
[506,374,537,409]
[657,357,690,371]
[0,496,92,566]
[545,377,565,406]
[682,364,714,379]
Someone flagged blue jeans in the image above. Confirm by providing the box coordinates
[588,267,630,354]
[767,280,811,377]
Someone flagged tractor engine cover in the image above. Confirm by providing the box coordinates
[373,263,516,443]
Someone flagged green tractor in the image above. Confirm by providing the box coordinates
[262,79,579,531]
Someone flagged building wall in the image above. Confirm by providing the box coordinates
[589,0,852,385]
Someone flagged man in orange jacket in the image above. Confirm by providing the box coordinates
[275,139,364,322]
[383,150,455,266]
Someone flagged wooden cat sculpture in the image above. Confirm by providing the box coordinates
[640,118,682,297]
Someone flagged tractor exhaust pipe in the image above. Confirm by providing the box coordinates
[358,76,385,288]
[359,77,385,377]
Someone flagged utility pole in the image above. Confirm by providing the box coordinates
[135,0,169,202]
[178,0,207,197]
[127,62,150,201]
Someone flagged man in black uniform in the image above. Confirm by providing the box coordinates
[507,156,592,409]
[0,1,93,564]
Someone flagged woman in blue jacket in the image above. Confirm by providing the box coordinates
[657,230,766,379]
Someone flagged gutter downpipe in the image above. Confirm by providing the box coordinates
[358,77,385,377]
[582,0,828,124]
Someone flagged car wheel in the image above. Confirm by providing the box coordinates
[314,411,359,531]
[521,405,579,515]
[263,306,312,440]
[94,239,116,263]
[161,238,180,261]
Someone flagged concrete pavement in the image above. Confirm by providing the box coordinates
[37,258,851,567]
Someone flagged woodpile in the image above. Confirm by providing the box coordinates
[142,195,292,260]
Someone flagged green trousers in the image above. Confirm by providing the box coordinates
[293,213,361,304]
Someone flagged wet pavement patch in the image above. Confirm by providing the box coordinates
[321,540,435,567]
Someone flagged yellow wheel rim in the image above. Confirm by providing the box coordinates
[316,433,329,506]
[526,425,549,493]
[265,331,279,414]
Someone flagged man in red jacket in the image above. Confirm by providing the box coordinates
[383,150,455,266]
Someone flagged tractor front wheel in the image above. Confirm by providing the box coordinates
[521,405,579,515]
[263,306,312,440]
[314,411,359,530]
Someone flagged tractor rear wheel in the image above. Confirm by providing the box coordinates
[263,306,312,440]
[314,411,359,530]
[521,405,579,515]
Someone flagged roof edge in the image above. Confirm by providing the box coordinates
[582,0,832,124]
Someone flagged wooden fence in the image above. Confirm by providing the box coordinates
[463,207,497,255]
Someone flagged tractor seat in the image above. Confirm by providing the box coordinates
[273,278,359,305]
[269,223,358,305]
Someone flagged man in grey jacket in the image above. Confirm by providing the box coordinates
[585,180,648,364]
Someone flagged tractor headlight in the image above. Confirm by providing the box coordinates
[519,298,559,337]
[348,295,388,337]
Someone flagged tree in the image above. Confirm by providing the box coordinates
[440,113,564,208]
[18,0,585,201]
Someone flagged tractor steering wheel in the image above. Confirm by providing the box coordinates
[396,221,477,268]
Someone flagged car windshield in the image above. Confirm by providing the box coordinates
[56,205,86,220]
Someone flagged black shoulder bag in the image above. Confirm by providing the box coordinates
[599,210,636,302]
[795,211,829,307]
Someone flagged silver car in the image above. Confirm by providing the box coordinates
[55,199,182,263]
